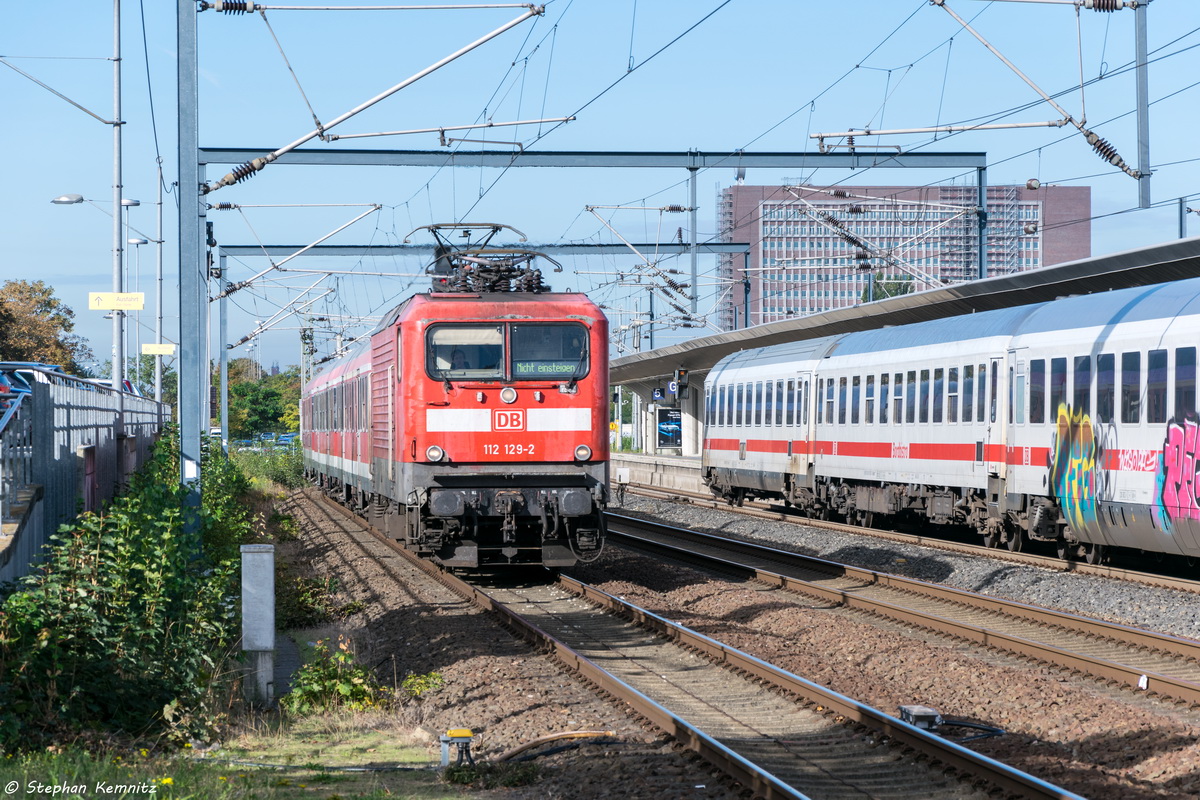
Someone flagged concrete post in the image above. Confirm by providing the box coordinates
[241,544,276,705]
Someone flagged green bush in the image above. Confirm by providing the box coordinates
[0,427,254,749]
[230,446,304,489]
[279,637,386,716]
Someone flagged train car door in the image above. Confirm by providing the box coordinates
[987,355,1007,479]
[791,372,815,488]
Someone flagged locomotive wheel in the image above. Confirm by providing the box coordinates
[982,529,998,548]
[1006,530,1024,552]
[1055,539,1073,561]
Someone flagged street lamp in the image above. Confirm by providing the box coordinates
[51,194,143,394]
[128,236,148,383]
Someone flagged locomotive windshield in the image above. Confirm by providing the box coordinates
[512,324,588,380]
[426,322,588,382]
[427,325,504,380]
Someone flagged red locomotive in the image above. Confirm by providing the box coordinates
[302,231,608,568]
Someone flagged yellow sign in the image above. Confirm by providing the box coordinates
[610,422,618,431]
[89,292,145,311]
[142,343,175,355]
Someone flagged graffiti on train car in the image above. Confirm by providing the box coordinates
[1048,403,1101,534]
[1154,413,1200,532]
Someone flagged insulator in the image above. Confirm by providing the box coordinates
[226,161,260,185]
[1086,0,1120,12]
[1087,132,1119,163]
[848,205,864,214]
[663,205,686,213]
[854,249,870,260]
[214,202,235,210]
[830,189,850,198]
[209,1,256,13]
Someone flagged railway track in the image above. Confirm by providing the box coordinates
[606,512,1200,707]
[316,490,1081,800]
[621,482,1200,595]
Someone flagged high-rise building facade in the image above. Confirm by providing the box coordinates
[717,183,1091,329]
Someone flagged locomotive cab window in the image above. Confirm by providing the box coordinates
[427,325,504,380]
[512,323,588,380]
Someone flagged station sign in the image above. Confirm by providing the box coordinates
[89,292,145,311]
[142,343,176,355]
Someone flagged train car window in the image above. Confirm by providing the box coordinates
[906,371,917,424]
[1074,356,1092,415]
[512,323,588,381]
[427,324,504,381]
[989,361,999,423]
[1012,367,1024,425]
[717,385,726,426]
[803,379,810,426]
[919,370,931,424]
[1175,347,1196,417]
[933,368,944,424]
[1148,349,1168,424]
[879,374,890,424]
[978,363,988,423]
[786,379,796,425]
[826,379,835,424]
[361,375,369,429]
[776,381,785,425]
[763,381,774,426]
[947,368,959,424]
[1050,358,1067,416]
[1121,352,1141,424]
[865,375,875,424]
[754,382,764,425]
[893,372,903,424]
[1029,360,1045,424]
[963,365,974,423]
[1097,354,1115,424]
[838,377,848,425]
[736,383,745,425]
[851,376,861,424]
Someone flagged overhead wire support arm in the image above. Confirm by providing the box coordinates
[200,3,540,11]
[213,204,381,299]
[782,186,945,290]
[929,0,1141,179]
[327,116,574,142]
[229,280,334,349]
[201,4,543,194]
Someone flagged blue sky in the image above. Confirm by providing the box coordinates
[5,0,1198,373]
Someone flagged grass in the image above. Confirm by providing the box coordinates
[0,713,470,799]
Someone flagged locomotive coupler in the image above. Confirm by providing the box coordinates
[495,490,524,544]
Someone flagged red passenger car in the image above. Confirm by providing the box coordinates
[303,273,609,568]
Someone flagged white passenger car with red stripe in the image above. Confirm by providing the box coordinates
[703,277,1200,564]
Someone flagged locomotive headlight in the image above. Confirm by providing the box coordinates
[500,386,518,404]
[574,444,592,461]
[426,445,445,462]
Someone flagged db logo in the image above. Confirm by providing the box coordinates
[493,409,525,431]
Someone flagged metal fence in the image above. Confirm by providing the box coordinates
[0,373,168,582]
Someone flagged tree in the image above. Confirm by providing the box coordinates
[0,280,93,372]
[219,360,301,437]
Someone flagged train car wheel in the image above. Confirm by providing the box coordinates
[1083,543,1105,565]
[1006,530,1024,552]
[1055,539,1074,561]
